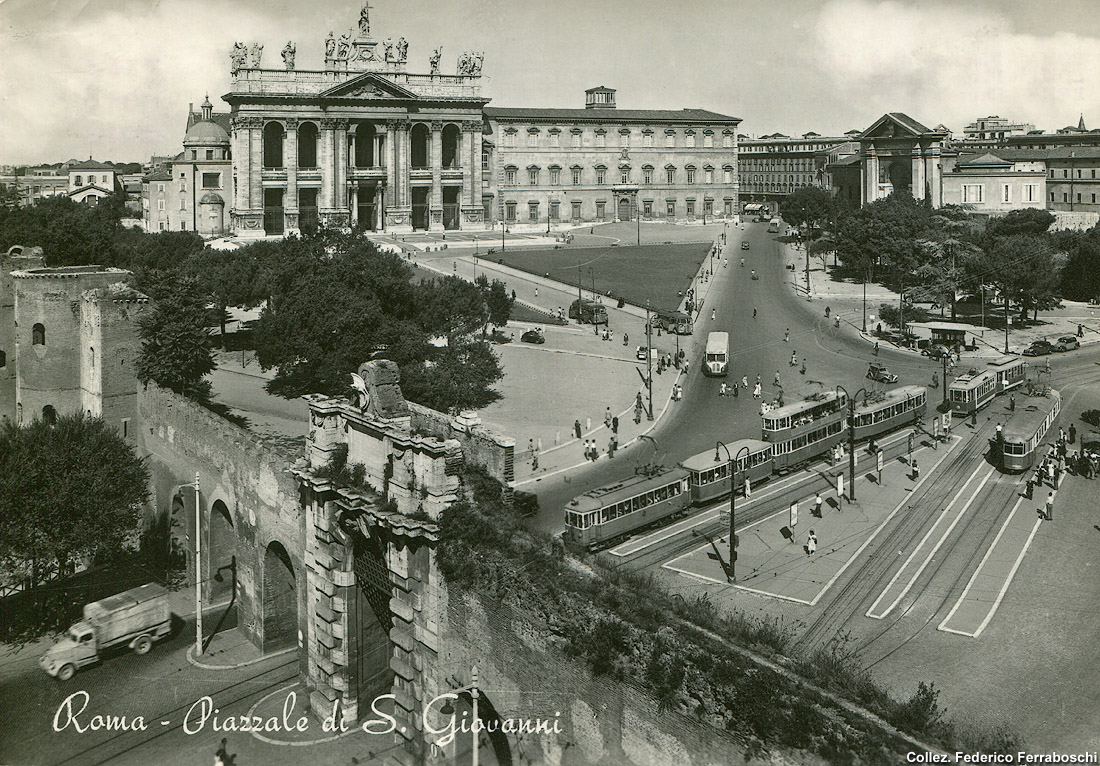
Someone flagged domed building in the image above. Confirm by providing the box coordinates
[143,95,235,237]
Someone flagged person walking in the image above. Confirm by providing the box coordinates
[574,419,582,440]
[1070,424,1077,444]
[608,435,617,458]
[1047,460,1055,486]
[711,309,716,321]
[800,360,807,375]
[1025,473,1034,499]
[742,375,749,389]
[753,307,757,319]
[874,341,880,355]
[774,371,781,388]
[612,415,619,434]
[790,351,797,367]
[623,332,629,346]
[1009,394,1015,412]
[604,407,613,429]
[753,382,762,399]
[813,493,823,518]
[784,328,790,343]
[1045,491,1055,521]
[804,530,817,556]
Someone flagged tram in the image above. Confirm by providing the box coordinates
[563,467,690,550]
[762,390,848,471]
[851,386,927,441]
[680,439,772,505]
[948,368,997,416]
[988,356,1027,395]
[1001,389,1061,472]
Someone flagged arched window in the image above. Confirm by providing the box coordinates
[42,405,57,425]
[410,123,430,168]
[32,323,45,346]
[442,124,461,169]
[263,121,285,168]
[297,122,318,169]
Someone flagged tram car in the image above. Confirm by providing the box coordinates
[851,386,927,441]
[948,368,997,416]
[988,356,1027,395]
[680,439,772,505]
[762,390,848,471]
[564,467,690,550]
[1001,388,1061,472]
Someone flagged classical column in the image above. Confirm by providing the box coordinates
[383,121,396,195]
[397,120,410,207]
[461,120,484,228]
[334,119,349,219]
[927,146,942,207]
[230,116,250,213]
[285,118,300,234]
[911,146,925,202]
[385,120,413,232]
[429,121,443,231]
[249,118,264,210]
[863,148,878,206]
[319,118,336,212]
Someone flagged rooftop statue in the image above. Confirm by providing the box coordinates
[359,2,371,36]
[325,31,336,58]
[250,42,263,68]
[429,46,442,74]
[281,41,296,70]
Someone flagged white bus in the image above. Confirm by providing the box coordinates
[704,331,729,377]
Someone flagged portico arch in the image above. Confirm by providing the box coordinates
[411,123,430,169]
[442,124,461,169]
[209,500,236,604]
[353,121,377,167]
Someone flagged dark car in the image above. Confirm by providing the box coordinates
[520,329,545,344]
[741,241,750,250]
[1054,335,1080,352]
[922,343,953,360]
[1022,340,1054,357]
[866,362,899,383]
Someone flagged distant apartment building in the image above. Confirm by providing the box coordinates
[738,131,859,207]
[67,159,121,203]
[1045,147,1100,213]
[960,115,1036,147]
[940,149,1047,213]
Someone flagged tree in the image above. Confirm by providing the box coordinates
[485,278,514,329]
[0,195,122,267]
[1058,226,1100,301]
[418,275,487,343]
[984,208,1055,240]
[779,186,836,233]
[184,247,263,340]
[966,235,1061,323]
[135,276,217,401]
[0,413,150,639]
[910,214,984,320]
[401,339,504,413]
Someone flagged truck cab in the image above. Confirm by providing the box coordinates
[40,622,99,680]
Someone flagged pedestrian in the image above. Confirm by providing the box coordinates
[742,375,748,389]
[1009,394,1015,412]
[532,453,539,471]
[1045,491,1054,521]
[753,382,762,399]
[813,493,823,518]
[528,438,535,456]
[574,419,582,440]
[612,415,619,434]
[1070,424,1077,444]
[1047,460,1055,485]
[1025,474,1034,499]
[874,341,880,356]
[732,380,739,397]
[1055,465,1063,489]
[753,307,757,319]
[804,530,817,556]
[825,305,831,317]
[711,309,716,321]
[784,328,790,343]
[774,371,781,388]
[776,389,784,407]
[623,332,629,346]
[912,459,920,480]
[790,351,797,367]
[801,360,806,375]
[634,406,642,425]
[604,407,613,429]
[1078,323,1084,338]
[608,436,617,458]
[719,382,727,397]
[534,287,538,298]
[1059,427,1066,444]
[511,289,517,301]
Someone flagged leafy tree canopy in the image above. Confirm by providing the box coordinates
[984,208,1055,241]
[834,191,932,280]
[1059,226,1100,301]
[779,186,836,231]
[0,195,124,267]
[135,275,217,401]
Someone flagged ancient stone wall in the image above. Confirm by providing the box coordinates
[79,286,148,433]
[408,402,516,488]
[137,382,306,655]
[0,249,45,423]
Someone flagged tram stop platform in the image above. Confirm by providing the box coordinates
[662,435,962,605]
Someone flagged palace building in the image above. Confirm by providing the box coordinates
[211,4,741,237]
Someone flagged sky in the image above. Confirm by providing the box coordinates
[1,0,1099,165]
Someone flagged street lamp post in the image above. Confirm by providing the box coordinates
[501,219,506,253]
[715,441,750,582]
[436,666,481,766]
[862,267,868,332]
[835,386,864,503]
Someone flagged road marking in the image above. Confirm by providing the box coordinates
[866,462,994,620]
[938,493,1044,638]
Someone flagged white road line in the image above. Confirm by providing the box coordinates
[972,516,1043,638]
[866,462,994,620]
[938,495,1024,636]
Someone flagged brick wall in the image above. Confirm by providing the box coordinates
[0,250,44,423]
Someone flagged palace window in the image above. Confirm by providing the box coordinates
[572,166,582,185]
[572,200,582,219]
[620,167,630,184]
[643,200,653,216]
[529,201,539,221]
[666,199,676,216]
[1002,184,1011,204]
[549,130,560,148]
[643,166,653,185]
[1025,184,1039,202]
[666,166,675,184]
[595,130,606,148]
[723,166,733,183]
[704,199,713,214]
[505,166,517,185]
[504,130,517,148]
[643,131,653,148]
[528,167,540,185]
[527,130,538,148]
[202,172,221,189]
[703,131,714,148]
[550,201,560,220]
[32,323,45,346]
[686,166,696,184]
[619,130,630,147]
[157,199,165,210]
[704,166,714,184]
[571,130,582,148]
[665,131,675,148]
[686,199,696,216]
[505,201,517,221]
[595,201,606,220]
[75,175,82,186]
[596,166,607,185]
[962,184,984,203]
[482,148,490,171]
[550,166,561,185]
[722,132,733,148]
[685,131,696,148]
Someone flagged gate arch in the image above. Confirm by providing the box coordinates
[262,541,297,652]
[208,500,236,604]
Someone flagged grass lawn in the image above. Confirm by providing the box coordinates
[494,243,711,312]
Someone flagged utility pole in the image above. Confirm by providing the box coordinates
[942,354,949,407]
[803,224,810,296]
[194,471,203,656]
[646,302,654,420]
[1004,294,1010,354]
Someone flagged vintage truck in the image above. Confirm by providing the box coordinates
[40,583,171,680]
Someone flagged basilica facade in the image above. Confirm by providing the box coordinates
[219,5,741,236]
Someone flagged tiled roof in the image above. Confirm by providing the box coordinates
[484,106,740,124]
[1045,146,1100,160]
[827,155,863,167]
[68,159,115,171]
[955,152,1013,166]
[984,148,1050,161]
[144,170,172,181]
[887,112,936,134]
[187,109,232,135]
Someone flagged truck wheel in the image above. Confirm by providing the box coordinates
[57,664,76,681]
[133,636,152,655]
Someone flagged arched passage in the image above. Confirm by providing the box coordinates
[262,541,297,652]
[353,532,395,702]
[446,689,513,766]
[297,122,318,169]
[263,121,285,169]
[353,121,376,167]
[208,500,236,604]
[442,123,461,169]
[887,159,912,194]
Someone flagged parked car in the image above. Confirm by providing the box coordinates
[741,241,750,250]
[1053,335,1080,352]
[866,362,899,383]
[636,345,649,361]
[40,584,171,681]
[922,343,953,360]
[520,329,545,344]
[1022,340,1054,357]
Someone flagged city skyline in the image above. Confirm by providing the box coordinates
[1,0,1099,164]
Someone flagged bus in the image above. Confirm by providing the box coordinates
[569,299,607,325]
[703,332,729,376]
[654,310,693,335]
[768,218,781,233]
